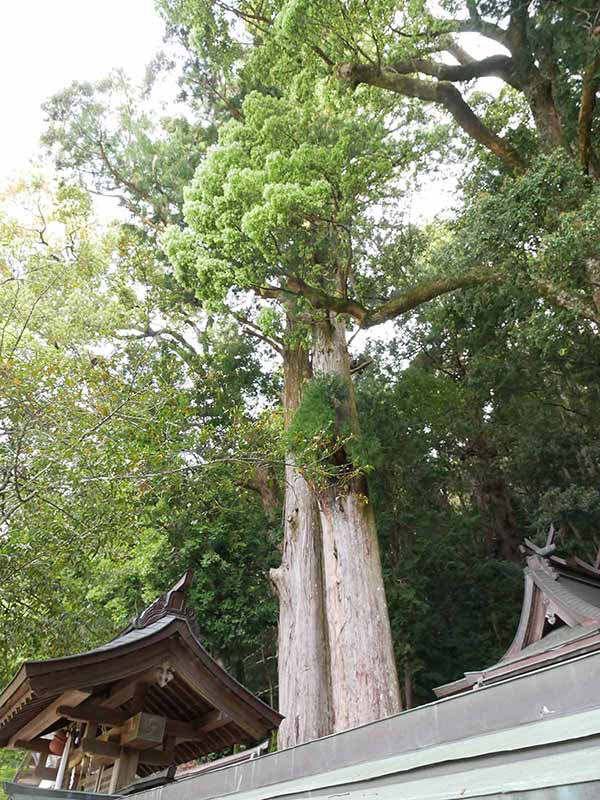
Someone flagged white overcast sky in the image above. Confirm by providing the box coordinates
[0,3,496,219]
[0,0,165,183]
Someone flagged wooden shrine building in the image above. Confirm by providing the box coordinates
[0,573,282,793]
[435,537,600,698]
[6,539,600,800]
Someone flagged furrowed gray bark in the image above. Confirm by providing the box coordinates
[270,332,334,748]
[312,312,401,732]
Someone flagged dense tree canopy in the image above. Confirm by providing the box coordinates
[0,178,280,696]
[1,0,600,774]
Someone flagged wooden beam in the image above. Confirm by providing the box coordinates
[103,672,156,709]
[8,689,91,748]
[197,710,230,734]
[166,710,230,741]
[14,739,52,754]
[165,719,200,739]
[81,738,121,759]
[129,682,148,715]
[137,748,174,767]
[58,703,128,727]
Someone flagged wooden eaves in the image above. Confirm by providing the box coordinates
[435,539,600,698]
[0,573,282,791]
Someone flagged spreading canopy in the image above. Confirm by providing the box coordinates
[164,87,483,327]
[164,89,394,310]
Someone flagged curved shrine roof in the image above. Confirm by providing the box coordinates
[435,540,600,698]
[0,573,282,783]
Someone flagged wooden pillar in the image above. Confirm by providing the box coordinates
[109,748,139,793]
[93,765,105,792]
[75,754,90,792]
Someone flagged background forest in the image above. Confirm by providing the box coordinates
[2,0,600,762]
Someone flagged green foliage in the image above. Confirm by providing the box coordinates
[256,306,284,340]
[355,272,600,700]
[163,87,396,312]
[0,751,21,796]
[421,150,600,322]
[286,375,380,486]
[15,0,600,727]
[286,375,346,483]
[42,71,210,230]
[0,177,281,698]
[85,465,280,698]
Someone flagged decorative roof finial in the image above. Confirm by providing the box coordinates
[522,527,557,558]
[130,571,195,631]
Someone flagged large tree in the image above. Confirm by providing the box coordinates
[41,0,600,747]
[158,0,600,318]
[38,10,495,746]
[41,72,407,743]
[163,86,482,736]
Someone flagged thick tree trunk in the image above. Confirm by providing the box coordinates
[466,433,522,563]
[270,338,334,748]
[311,312,401,732]
[526,82,564,151]
[244,463,281,522]
[471,474,522,563]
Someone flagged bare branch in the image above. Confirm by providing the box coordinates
[97,138,170,227]
[363,272,488,327]
[389,54,514,83]
[446,41,477,65]
[337,62,526,171]
[257,271,491,329]
[231,311,284,355]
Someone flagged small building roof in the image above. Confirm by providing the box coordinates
[2,782,115,800]
[104,647,600,800]
[0,573,282,790]
[435,539,600,698]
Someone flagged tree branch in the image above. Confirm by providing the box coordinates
[363,272,488,327]
[446,41,476,66]
[336,63,526,172]
[578,51,600,174]
[285,275,368,322]
[389,54,514,83]
[259,272,490,328]
[97,139,170,227]
[231,311,284,355]
[458,8,509,47]
[118,326,205,372]
[395,15,509,47]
